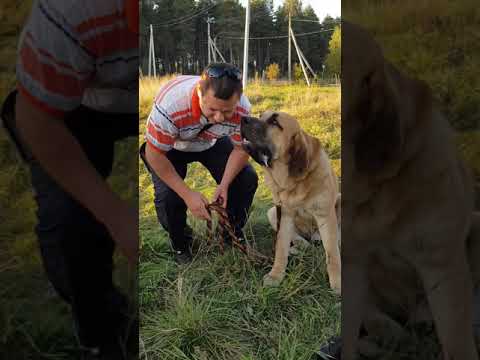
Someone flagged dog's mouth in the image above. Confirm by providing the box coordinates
[241,135,272,167]
[241,117,274,167]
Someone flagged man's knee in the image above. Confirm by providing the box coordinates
[238,165,258,192]
[35,191,93,234]
[154,187,185,209]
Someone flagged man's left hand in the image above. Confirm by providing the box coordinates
[212,183,229,208]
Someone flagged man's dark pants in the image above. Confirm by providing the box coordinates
[2,91,137,350]
[140,137,258,252]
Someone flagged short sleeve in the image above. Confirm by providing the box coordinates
[145,103,179,153]
[16,1,95,117]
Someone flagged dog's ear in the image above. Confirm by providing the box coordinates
[354,65,403,173]
[288,132,308,178]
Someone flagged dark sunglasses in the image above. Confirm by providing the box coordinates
[206,66,242,81]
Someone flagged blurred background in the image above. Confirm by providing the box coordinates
[0,2,138,359]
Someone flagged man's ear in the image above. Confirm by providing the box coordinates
[288,132,308,178]
[354,65,403,173]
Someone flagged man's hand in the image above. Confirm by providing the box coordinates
[183,190,211,220]
[103,198,139,266]
[212,183,229,208]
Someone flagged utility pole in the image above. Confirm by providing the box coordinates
[242,0,250,87]
[290,27,310,86]
[288,12,291,82]
[207,16,214,64]
[148,25,152,76]
[148,24,156,77]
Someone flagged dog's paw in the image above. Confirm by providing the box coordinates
[330,276,341,295]
[289,246,300,255]
[311,232,321,243]
[263,272,285,287]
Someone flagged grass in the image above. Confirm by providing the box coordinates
[139,77,341,360]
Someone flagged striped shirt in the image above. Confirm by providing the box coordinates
[146,75,251,153]
[16,0,138,116]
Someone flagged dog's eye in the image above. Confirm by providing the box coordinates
[271,119,283,130]
[268,117,279,126]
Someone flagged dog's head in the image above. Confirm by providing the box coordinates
[241,111,309,177]
[343,21,433,177]
[343,21,406,174]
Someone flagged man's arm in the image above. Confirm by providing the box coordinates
[221,145,250,187]
[15,93,138,263]
[145,143,211,220]
[212,145,250,207]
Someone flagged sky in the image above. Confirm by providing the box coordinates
[239,0,341,22]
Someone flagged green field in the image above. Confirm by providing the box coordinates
[139,77,341,360]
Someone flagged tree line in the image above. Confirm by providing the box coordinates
[140,0,340,78]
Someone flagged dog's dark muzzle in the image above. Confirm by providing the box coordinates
[240,116,273,167]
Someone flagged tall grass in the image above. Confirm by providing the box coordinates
[139,77,341,360]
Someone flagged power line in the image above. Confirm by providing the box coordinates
[221,28,335,40]
[291,19,321,23]
[150,4,217,28]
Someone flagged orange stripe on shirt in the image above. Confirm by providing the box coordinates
[146,138,166,154]
[175,116,201,128]
[82,26,137,57]
[171,108,191,118]
[76,11,125,34]
[147,121,175,146]
[230,133,242,142]
[17,83,66,118]
[21,42,89,97]
[230,114,241,125]
[25,33,91,77]
[236,106,248,114]
[198,130,216,141]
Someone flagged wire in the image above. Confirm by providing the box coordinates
[291,19,321,23]
[220,28,335,40]
[150,3,217,28]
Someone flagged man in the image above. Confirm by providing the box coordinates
[140,63,258,264]
[1,0,139,358]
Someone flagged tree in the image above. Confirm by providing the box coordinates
[139,0,339,77]
[265,63,280,80]
[324,25,341,76]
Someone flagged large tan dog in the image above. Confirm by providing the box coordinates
[342,21,478,359]
[240,111,341,293]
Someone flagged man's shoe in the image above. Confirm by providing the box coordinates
[316,336,341,359]
[80,341,126,360]
[174,249,192,265]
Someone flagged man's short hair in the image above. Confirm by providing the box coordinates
[198,63,243,100]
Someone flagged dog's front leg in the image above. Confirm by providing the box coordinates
[418,254,479,360]
[316,210,341,294]
[263,208,295,287]
[342,262,369,360]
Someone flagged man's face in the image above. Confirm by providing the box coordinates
[198,88,239,123]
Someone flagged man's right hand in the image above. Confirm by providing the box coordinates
[102,198,139,266]
[183,190,211,220]
[144,143,211,221]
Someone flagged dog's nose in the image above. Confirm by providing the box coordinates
[241,116,249,125]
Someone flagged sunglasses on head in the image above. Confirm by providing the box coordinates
[206,65,242,81]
